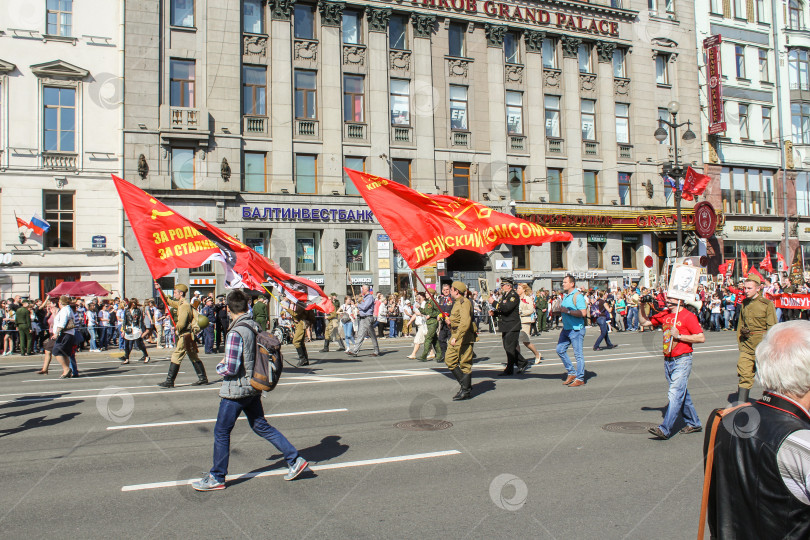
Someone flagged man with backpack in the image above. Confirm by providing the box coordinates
[192,289,309,491]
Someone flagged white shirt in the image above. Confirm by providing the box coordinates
[54,305,75,335]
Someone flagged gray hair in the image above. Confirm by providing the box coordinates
[756,321,810,397]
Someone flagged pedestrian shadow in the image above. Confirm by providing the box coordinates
[471,356,489,364]
[0,399,81,420]
[0,394,70,409]
[641,405,667,419]
[0,412,81,438]
[473,379,496,397]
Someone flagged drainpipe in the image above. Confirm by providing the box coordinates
[118,0,126,297]
[772,0,790,263]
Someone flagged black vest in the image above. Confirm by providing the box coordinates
[706,392,810,540]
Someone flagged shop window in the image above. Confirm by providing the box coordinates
[453,162,470,199]
[44,191,74,248]
[513,245,530,270]
[623,241,638,269]
[721,167,775,214]
[344,156,364,195]
[587,241,604,270]
[551,242,567,270]
[244,230,270,257]
[346,231,370,271]
[294,4,315,39]
[296,230,321,272]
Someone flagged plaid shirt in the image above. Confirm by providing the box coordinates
[216,330,243,376]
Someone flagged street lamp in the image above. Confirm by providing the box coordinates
[654,100,696,258]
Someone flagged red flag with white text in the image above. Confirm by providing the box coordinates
[680,167,711,202]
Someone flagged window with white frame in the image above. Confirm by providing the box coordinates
[615,103,630,144]
[613,48,626,78]
[657,108,670,144]
[545,95,561,138]
[756,0,768,22]
[762,106,772,142]
[542,38,557,69]
[792,102,810,143]
[578,43,592,73]
[734,0,745,18]
[790,0,804,29]
[449,85,468,131]
[46,0,73,36]
[797,172,810,216]
[709,0,722,14]
[789,49,810,90]
[342,10,361,44]
[390,79,410,126]
[655,54,669,85]
[43,86,76,153]
[506,91,523,135]
[581,99,596,141]
[735,45,746,78]
[739,103,750,139]
[759,48,769,82]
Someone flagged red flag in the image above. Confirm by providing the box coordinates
[344,169,573,269]
[759,252,773,274]
[16,217,31,231]
[198,219,334,313]
[776,252,787,271]
[681,167,711,202]
[718,262,728,276]
[112,175,223,278]
[740,250,749,277]
[748,266,765,283]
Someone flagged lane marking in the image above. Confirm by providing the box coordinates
[107,408,348,431]
[121,450,462,492]
[22,371,186,383]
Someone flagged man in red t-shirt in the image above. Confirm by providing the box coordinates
[639,297,706,440]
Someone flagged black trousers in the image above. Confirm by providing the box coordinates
[124,338,148,359]
[502,331,523,372]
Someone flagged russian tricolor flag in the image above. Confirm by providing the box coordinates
[28,214,50,236]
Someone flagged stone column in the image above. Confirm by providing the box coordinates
[410,14,436,192]
[597,41,617,204]
[269,0,295,192]
[561,35,584,202]
[367,8,391,178]
[318,0,344,193]
[524,30,546,201]
[485,24,507,198]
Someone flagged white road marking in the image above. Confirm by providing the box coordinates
[107,408,348,431]
[121,450,462,492]
[22,371,186,383]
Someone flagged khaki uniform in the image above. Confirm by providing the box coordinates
[736,294,777,389]
[165,296,200,366]
[285,304,309,348]
[444,296,475,374]
[324,306,339,341]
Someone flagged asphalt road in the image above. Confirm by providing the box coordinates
[0,327,745,539]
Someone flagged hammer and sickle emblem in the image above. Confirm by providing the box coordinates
[149,198,174,220]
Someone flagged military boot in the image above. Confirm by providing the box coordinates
[157,363,180,388]
[451,367,464,399]
[190,360,209,385]
[296,347,309,367]
[320,340,330,353]
[454,372,472,401]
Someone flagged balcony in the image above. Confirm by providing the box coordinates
[160,104,210,143]
[171,107,200,129]
[296,119,318,138]
[618,144,633,160]
[243,115,268,136]
[583,141,599,157]
[392,125,413,144]
[451,131,470,148]
[344,122,367,140]
[42,152,77,171]
[547,137,563,155]
[509,135,526,152]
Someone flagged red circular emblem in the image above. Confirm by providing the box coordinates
[694,201,717,239]
[644,255,654,268]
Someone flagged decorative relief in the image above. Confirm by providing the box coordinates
[708,135,719,164]
[343,45,366,66]
[318,0,344,27]
[448,58,469,78]
[389,50,411,72]
[269,0,295,20]
[294,39,318,61]
[243,34,268,60]
[524,30,545,53]
[614,77,629,97]
[366,7,391,32]
[561,36,581,58]
[505,64,524,84]
[543,68,561,89]
[580,73,597,94]
[484,24,505,47]
[411,13,436,38]
[596,41,615,63]
[786,140,795,169]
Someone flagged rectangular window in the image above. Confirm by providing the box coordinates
[343,75,364,123]
[449,22,466,57]
[710,0,722,14]
[295,154,317,194]
[581,99,596,141]
[622,241,638,269]
[551,243,567,270]
[170,0,194,27]
[735,45,746,78]
[665,0,675,13]
[657,108,670,144]
[294,70,317,119]
[506,91,523,135]
[584,171,598,204]
[43,86,76,153]
[734,0,745,17]
[390,79,410,126]
[739,103,750,139]
[655,55,669,85]
[789,49,809,90]
[513,245,529,270]
[296,230,321,272]
[613,48,626,78]
[46,0,73,36]
[790,0,803,29]
[450,85,468,131]
[504,32,520,64]
[578,44,592,73]
[756,0,768,22]
[587,241,604,269]
[342,10,361,44]
[346,231,370,271]
[391,159,411,187]
[243,0,264,33]
[720,167,732,213]
[792,102,810,144]
[797,172,810,216]
[171,148,195,189]
[170,59,195,107]
[732,167,746,213]
[243,66,266,116]
[294,4,315,39]
[547,168,563,203]
[747,169,762,214]
[542,38,557,69]
[344,156,364,195]
[508,165,524,201]
[545,95,561,138]
[615,103,630,144]
[618,172,631,206]
[648,0,657,14]
[762,170,775,214]
[452,162,470,199]
[243,151,267,192]
[44,191,74,249]
[389,14,408,50]
[758,48,769,81]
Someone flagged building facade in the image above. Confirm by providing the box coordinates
[122,0,704,298]
[0,0,124,298]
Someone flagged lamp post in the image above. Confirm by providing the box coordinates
[654,100,696,258]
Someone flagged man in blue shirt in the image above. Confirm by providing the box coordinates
[557,275,589,387]
[347,285,380,357]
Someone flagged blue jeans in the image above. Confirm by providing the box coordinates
[724,309,734,330]
[343,322,355,344]
[117,323,125,349]
[710,313,721,331]
[659,354,701,436]
[593,316,613,349]
[87,326,97,350]
[211,394,299,483]
[557,327,586,381]
[389,318,397,338]
[627,307,639,331]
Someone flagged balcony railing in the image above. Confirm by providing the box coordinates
[170,107,200,129]
[618,144,633,160]
[509,135,525,152]
[295,119,318,137]
[392,125,412,144]
[42,152,78,170]
[344,122,366,140]
[584,141,599,156]
[452,131,469,147]
[243,115,268,135]
[547,137,563,155]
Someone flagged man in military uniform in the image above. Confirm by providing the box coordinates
[490,277,528,376]
[535,289,548,335]
[444,281,476,400]
[158,284,208,387]
[735,272,777,402]
[320,293,344,353]
[285,301,313,367]
[417,293,443,362]
[252,296,268,331]
[15,299,32,356]
[436,283,454,363]
[200,297,216,354]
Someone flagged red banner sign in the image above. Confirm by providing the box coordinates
[766,294,810,310]
[704,35,726,135]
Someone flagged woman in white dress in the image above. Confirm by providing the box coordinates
[406,294,427,359]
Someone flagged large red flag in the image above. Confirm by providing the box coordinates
[759,251,774,274]
[776,252,787,271]
[344,169,573,269]
[740,250,749,277]
[112,175,222,278]
[681,167,711,202]
[748,266,766,283]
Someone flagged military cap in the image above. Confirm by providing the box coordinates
[745,273,762,285]
[501,276,514,286]
[174,284,189,293]
[452,280,467,294]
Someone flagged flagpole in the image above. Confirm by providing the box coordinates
[346,267,357,297]
[154,280,177,331]
[411,270,448,317]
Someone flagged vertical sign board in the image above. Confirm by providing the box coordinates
[704,35,726,135]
